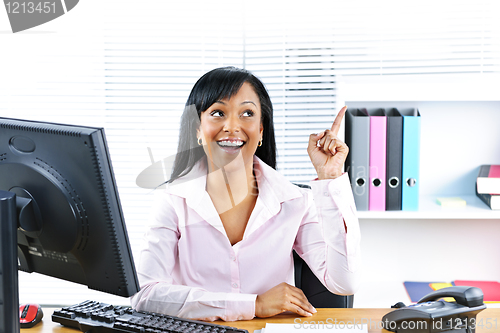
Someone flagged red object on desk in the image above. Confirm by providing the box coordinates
[19,303,44,328]
[454,280,500,303]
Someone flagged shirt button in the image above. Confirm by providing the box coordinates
[324,192,329,196]
[238,316,243,320]
[232,283,238,288]
[230,255,236,261]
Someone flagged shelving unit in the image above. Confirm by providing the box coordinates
[357,195,500,220]
[339,74,500,308]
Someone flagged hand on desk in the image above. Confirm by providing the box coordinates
[255,282,316,318]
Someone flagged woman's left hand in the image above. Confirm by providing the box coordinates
[307,106,349,180]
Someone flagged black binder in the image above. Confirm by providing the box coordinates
[385,108,403,211]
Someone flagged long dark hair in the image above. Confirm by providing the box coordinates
[168,66,276,183]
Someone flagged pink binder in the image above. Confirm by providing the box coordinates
[368,109,387,211]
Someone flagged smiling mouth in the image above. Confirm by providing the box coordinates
[216,139,246,153]
[217,140,245,147]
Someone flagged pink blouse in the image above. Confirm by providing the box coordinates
[131,156,361,321]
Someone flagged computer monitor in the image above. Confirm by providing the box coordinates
[0,117,140,332]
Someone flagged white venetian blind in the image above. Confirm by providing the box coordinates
[0,0,499,306]
[330,0,500,76]
[245,14,340,183]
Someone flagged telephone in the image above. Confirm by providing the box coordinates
[382,286,486,333]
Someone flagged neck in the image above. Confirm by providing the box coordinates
[206,156,257,211]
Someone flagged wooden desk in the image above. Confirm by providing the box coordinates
[28,308,500,333]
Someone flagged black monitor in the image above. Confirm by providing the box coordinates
[0,117,139,332]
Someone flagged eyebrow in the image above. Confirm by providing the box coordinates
[215,100,257,107]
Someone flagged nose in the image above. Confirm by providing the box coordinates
[223,114,240,133]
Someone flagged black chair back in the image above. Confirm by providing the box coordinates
[293,251,353,308]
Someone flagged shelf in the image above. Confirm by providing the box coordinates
[357,195,500,220]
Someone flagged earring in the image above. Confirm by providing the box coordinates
[258,138,263,147]
[198,137,202,146]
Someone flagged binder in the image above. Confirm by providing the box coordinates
[401,108,421,211]
[476,164,500,194]
[367,108,387,211]
[345,108,370,211]
[404,281,441,303]
[385,108,403,211]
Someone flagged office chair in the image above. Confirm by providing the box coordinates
[293,183,354,308]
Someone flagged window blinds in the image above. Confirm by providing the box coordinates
[0,0,499,306]
[331,0,500,76]
[245,28,339,183]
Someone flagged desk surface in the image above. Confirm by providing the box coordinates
[29,308,500,333]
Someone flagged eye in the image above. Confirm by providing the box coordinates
[242,110,254,117]
[210,110,224,117]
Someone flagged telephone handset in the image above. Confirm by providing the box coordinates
[382,286,486,333]
[418,286,484,308]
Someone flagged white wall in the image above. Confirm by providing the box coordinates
[356,218,500,307]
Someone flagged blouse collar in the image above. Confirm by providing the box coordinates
[167,155,302,202]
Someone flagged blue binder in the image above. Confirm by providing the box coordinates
[401,108,421,211]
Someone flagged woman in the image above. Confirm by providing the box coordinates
[131,66,361,321]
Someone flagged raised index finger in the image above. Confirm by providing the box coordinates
[330,106,347,136]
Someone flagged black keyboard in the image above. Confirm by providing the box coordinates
[52,300,248,333]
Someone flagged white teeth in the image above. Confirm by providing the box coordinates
[217,140,244,147]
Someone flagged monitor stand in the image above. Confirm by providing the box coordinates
[0,190,20,333]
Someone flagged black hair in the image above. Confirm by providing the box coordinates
[168,66,276,183]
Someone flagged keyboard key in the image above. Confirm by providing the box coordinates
[52,300,248,333]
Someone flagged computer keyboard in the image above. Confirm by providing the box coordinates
[52,300,249,333]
